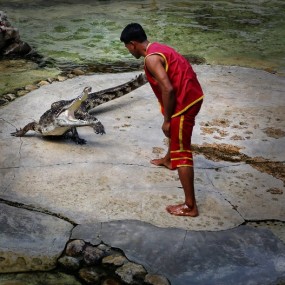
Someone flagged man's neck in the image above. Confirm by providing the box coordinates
[140,40,150,57]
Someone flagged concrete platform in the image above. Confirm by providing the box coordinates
[0,65,284,284]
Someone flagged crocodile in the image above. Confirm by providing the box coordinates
[11,73,148,144]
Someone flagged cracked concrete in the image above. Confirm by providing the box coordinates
[71,220,285,285]
[0,65,285,284]
[0,203,73,272]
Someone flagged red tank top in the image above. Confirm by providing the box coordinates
[144,42,204,117]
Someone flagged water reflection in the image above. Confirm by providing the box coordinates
[0,0,284,95]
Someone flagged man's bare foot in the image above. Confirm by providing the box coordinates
[166,203,199,217]
[150,158,173,170]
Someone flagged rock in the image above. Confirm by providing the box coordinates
[102,254,128,267]
[37,80,50,87]
[57,256,81,271]
[115,262,147,284]
[83,245,105,265]
[0,98,9,106]
[57,75,67,82]
[25,84,38,91]
[16,90,29,96]
[144,274,170,285]
[0,11,32,57]
[97,243,111,252]
[3,93,16,101]
[46,78,55,83]
[72,68,85,76]
[101,278,123,285]
[67,73,76,79]
[66,240,86,257]
[78,267,103,284]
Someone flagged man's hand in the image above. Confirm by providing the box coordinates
[162,120,171,138]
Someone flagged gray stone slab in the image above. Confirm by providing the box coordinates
[72,220,285,285]
[0,67,284,233]
[0,203,73,272]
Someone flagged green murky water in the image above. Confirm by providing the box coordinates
[0,0,284,95]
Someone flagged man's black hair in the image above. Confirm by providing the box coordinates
[120,23,147,44]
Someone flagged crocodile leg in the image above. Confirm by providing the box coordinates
[92,120,105,135]
[69,127,86,145]
[11,122,38,137]
[73,111,105,135]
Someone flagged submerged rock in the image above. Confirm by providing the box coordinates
[66,240,86,257]
[83,245,105,265]
[78,267,105,284]
[144,274,170,285]
[58,256,81,271]
[58,239,170,285]
[115,262,147,284]
[0,272,82,285]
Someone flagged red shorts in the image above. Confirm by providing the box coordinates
[170,101,202,169]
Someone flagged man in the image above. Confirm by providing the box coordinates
[120,23,204,217]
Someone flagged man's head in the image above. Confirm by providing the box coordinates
[120,23,148,59]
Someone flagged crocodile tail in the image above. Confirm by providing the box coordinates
[83,73,148,112]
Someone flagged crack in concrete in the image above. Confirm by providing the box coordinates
[204,170,245,220]
[5,135,284,186]
[4,116,283,183]
[181,230,188,250]
[243,219,285,225]
[0,160,152,170]
[0,198,77,226]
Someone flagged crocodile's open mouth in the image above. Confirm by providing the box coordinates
[56,86,91,124]
[57,109,77,122]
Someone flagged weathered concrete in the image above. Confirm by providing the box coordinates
[0,203,73,272]
[72,220,285,285]
[1,66,284,230]
[0,65,284,283]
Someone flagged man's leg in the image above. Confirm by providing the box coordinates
[166,166,199,217]
[150,141,172,169]
[165,102,202,217]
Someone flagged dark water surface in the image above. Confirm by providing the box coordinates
[0,0,284,94]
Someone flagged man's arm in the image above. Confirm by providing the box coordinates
[145,54,175,137]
